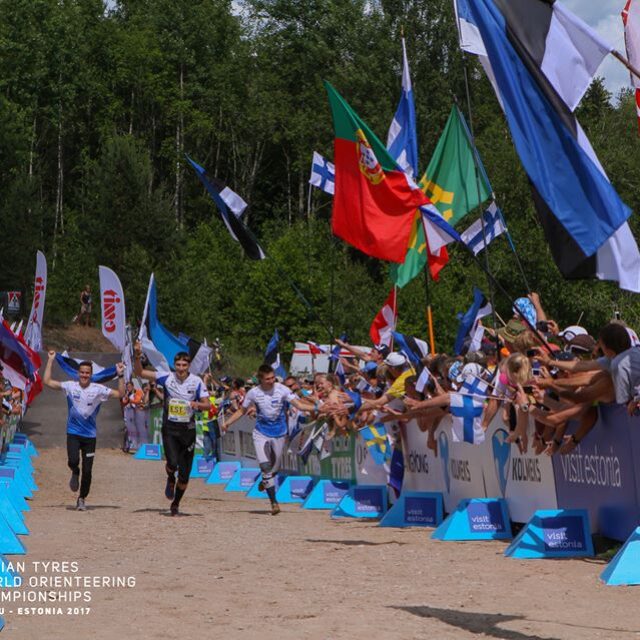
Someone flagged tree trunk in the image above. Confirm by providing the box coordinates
[52,97,64,269]
[174,64,185,227]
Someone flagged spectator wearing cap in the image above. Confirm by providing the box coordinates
[539,322,640,409]
[358,352,414,413]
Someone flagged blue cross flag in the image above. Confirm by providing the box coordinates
[309,152,335,195]
[449,392,485,445]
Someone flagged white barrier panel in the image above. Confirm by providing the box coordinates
[435,418,488,513]
[400,420,442,493]
[482,420,558,523]
[354,436,388,486]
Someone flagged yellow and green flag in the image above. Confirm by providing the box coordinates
[390,105,491,287]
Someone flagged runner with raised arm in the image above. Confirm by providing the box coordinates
[133,341,210,516]
[43,350,126,511]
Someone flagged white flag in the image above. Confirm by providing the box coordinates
[99,266,126,352]
[24,250,47,352]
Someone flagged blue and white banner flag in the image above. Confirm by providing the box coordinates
[454,287,492,356]
[265,329,287,378]
[455,0,640,292]
[386,38,419,178]
[55,352,117,384]
[309,152,335,195]
[461,201,506,255]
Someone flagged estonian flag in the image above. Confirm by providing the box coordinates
[456,0,640,292]
[454,287,492,356]
[264,330,287,378]
[55,352,117,384]
[186,156,266,260]
[391,332,429,369]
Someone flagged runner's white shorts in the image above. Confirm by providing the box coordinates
[252,430,286,471]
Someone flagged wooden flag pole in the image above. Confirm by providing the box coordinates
[612,49,640,84]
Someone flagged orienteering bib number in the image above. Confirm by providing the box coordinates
[168,399,191,423]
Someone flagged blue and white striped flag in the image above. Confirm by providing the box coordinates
[309,152,335,195]
[460,201,506,256]
[386,38,418,178]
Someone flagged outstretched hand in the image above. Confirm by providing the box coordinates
[115,362,125,376]
[48,350,56,360]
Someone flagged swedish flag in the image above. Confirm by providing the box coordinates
[360,424,392,466]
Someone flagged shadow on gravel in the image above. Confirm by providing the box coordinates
[390,606,558,640]
[306,538,407,547]
[63,505,122,511]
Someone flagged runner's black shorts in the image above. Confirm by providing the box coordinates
[161,423,196,484]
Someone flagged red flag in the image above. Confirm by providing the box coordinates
[369,289,397,347]
[622,0,640,134]
[427,245,449,282]
[326,83,428,263]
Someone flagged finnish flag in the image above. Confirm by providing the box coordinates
[309,152,335,195]
[460,202,506,256]
[386,38,418,178]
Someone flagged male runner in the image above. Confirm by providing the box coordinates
[133,342,210,516]
[223,364,315,515]
[43,351,126,511]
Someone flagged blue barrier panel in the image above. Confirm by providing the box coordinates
[552,404,640,542]
[331,485,388,520]
[224,468,261,492]
[0,486,27,536]
[380,492,444,528]
[504,509,593,559]
[189,456,215,479]
[302,480,352,510]
[246,474,286,499]
[205,461,241,485]
[432,498,512,541]
[6,451,36,481]
[601,526,640,586]
[133,444,163,461]
[275,476,314,504]
[0,511,26,555]
[0,478,29,514]
[0,466,32,500]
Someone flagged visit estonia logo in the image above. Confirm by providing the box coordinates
[438,431,450,493]
[492,429,511,497]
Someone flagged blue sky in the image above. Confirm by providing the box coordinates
[564,0,631,97]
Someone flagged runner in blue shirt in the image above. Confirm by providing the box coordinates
[43,350,126,511]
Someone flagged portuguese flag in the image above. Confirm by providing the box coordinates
[325,82,428,263]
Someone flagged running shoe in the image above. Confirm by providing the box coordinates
[270,502,281,516]
[165,477,176,500]
[170,502,179,517]
[69,472,79,493]
[76,498,87,511]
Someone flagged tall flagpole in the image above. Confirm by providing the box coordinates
[419,215,437,352]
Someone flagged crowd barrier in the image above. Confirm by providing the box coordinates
[219,405,640,542]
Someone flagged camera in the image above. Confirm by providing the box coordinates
[536,321,549,333]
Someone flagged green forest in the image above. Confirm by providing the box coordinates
[2,0,640,358]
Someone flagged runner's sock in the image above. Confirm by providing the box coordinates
[173,485,186,506]
[266,486,276,504]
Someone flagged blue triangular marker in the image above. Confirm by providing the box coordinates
[601,527,640,585]
[380,492,444,528]
[0,466,32,500]
[432,498,512,541]
[12,434,38,457]
[205,461,241,485]
[189,455,215,479]
[0,480,30,514]
[302,479,351,510]
[0,511,26,555]
[246,474,285,499]
[0,486,27,536]
[224,468,260,492]
[1,461,36,495]
[331,485,388,519]
[504,509,593,559]
[0,555,21,587]
[133,444,163,460]
[275,476,314,504]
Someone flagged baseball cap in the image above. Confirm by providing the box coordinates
[384,352,407,368]
[558,325,588,342]
[362,361,378,373]
[566,334,596,354]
